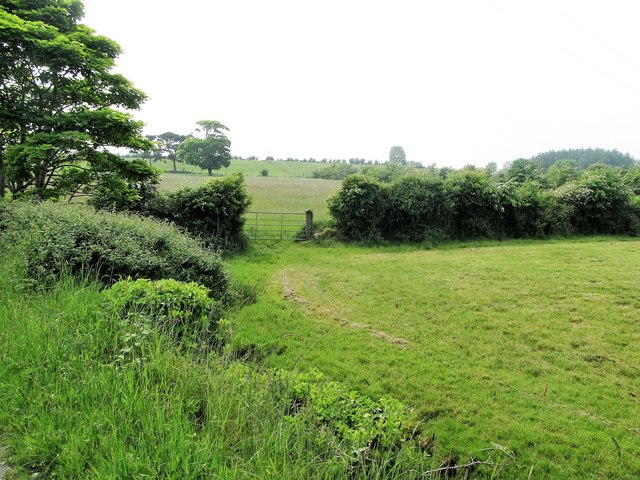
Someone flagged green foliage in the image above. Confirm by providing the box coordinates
[386,175,450,242]
[149,173,252,251]
[327,174,388,241]
[0,1,152,200]
[328,162,639,242]
[278,369,430,472]
[87,158,162,212]
[444,169,503,238]
[0,201,228,296]
[545,159,579,188]
[177,120,232,176]
[499,181,557,238]
[621,165,640,195]
[388,145,407,165]
[103,278,224,347]
[312,163,359,180]
[146,132,187,172]
[555,165,636,234]
[500,158,543,184]
[312,162,417,183]
[532,148,637,170]
[260,168,269,177]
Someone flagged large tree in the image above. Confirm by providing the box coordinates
[388,145,407,165]
[0,0,155,200]
[177,120,231,176]
[147,132,187,172]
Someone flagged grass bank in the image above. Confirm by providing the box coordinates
[227,237,640,478]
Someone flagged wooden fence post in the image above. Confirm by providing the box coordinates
[305,210,313,240]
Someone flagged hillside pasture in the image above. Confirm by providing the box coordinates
[228,238,640,478]
[152,158,323,178]
[160,174,340,221]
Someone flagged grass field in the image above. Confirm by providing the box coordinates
[227,238,640,478]
[152,158,323,178]
[160,173,340,221]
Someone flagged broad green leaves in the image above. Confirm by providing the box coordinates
[0,0,152,200]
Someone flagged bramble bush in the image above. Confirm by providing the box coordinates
[0,201,229,297]
[556,164,636,234]
[147,173,251,252]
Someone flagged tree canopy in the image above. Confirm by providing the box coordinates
[0,0,156,200]
[177,120,231,176]
[532,148,637,171]
[146,132,187,172]
[388,145,407,165]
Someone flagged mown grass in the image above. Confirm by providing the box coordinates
[227,238,640,479]
[160,174,340,221]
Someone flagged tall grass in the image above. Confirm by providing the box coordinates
[0,253,467,478]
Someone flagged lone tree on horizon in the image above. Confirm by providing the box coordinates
[177,121,232,176]
[389,145,407,165]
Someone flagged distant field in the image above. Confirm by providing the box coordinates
[159,173,340,221]
[151,158,323,178]
[228,238,640,478]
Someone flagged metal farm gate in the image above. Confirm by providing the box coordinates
[244,210,313,240]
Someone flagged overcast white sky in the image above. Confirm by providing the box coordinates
[82,0,640,168]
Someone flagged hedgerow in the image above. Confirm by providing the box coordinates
[328,165,640,242]
[0,201,228,298]
[146,173,251,252]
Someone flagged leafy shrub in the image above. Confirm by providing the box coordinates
[444,170,503,239]
[327,174,388,241]
[386,175,450,241]
[276,369,432,474]
[148,173,251,252]
[499,181,564,238]
[622,165,640,195]
[555,165,634,234]
[103,278,225,347]
[0,201,228,297]
[325,163,640,243]
[312,163,359,180]
[87,159,162,212]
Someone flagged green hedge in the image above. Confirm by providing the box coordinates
[0,200,228,298]
[147,173,252,252]
[328,165,640,242]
